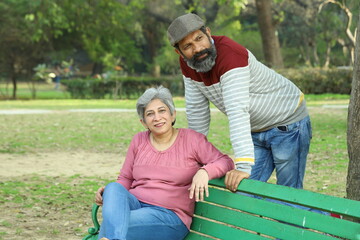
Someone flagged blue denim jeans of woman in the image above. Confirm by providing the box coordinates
[98,182,189,240]
[250,116,312,189]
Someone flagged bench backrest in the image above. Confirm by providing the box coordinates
[185,178,360,240]
[83,178,360,240]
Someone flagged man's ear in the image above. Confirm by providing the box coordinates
[205,27,211,37]
[174,48,182,56]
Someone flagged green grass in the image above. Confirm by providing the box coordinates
[0,94,351,239]
[0,82,71,99]
[0,106,348,196]
[0,174,111,239]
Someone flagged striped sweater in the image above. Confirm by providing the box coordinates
[180,35,308,174]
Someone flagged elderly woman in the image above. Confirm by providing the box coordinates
[95,86,234,240]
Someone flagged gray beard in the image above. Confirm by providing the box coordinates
[184,43,217,73]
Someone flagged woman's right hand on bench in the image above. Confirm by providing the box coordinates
[95,186,105,206]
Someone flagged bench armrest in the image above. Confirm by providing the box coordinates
[82,204,100,240]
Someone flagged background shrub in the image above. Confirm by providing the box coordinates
[277,67,352,94]
[62,76,184,99]
[62,67,352,99]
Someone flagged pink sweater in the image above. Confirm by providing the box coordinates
[116,128,234,229]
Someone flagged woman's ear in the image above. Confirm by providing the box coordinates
[171,110,177,123]
[140,119,148,129]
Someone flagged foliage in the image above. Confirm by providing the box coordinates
[61,76,184,99]
[73,0,142,71]
[0,0,359,92]
[33,64,53,83]
[232,30,265,63]
[276,0,359,67]
[0,0,143,98]
[60,68,351,99]
[0,0,53,98]
[278,67,353,94]
[154,35,182,75]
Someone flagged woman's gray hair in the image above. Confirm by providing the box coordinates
[136,86,176,123]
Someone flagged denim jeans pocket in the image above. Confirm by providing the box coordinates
[277,126,288,131]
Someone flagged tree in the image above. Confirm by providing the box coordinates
[276,0,324,67]
[0,0,47,99]
[65,0,142,74]
[319,0,357,65]
[0,0,142,99]
[255,0,284,68]
[346,11,360,205]
[317,5,344,67]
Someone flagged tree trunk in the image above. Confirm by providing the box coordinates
[10,61,17,99]
[346,13,360,207]
[312,41,320,66]
[255,0,284,68]
[91,62,103,76]
[11,74,17,100]
[324,42,331,68]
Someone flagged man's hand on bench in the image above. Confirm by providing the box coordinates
[225,170,250,192]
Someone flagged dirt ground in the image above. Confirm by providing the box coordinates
[0,152,122,178]
[0,152,124,240]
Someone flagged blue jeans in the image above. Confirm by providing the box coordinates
[250,116,312,189]
[98,182,189,240]
[248,116,329,215]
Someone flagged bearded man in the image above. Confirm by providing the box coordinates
[167,13,312,192]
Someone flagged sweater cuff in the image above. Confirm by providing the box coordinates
[235,161,253,175]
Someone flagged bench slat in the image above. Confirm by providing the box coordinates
[194,201,335,240]
[210,178,360,218]
[183,231,214,240]
[206,187,360,239]
[188,217,268,240]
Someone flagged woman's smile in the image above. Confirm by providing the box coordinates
[154,122,165,127]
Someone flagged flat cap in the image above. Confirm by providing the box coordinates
[167,13,205,47]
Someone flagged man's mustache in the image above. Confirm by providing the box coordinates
[192,49,211,62]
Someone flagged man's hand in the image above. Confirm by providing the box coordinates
[225,170,250,192]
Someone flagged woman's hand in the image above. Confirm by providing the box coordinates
[189,169,209,202]
[95,186,105,206]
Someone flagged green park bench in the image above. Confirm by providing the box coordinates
[82,178,360,240]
